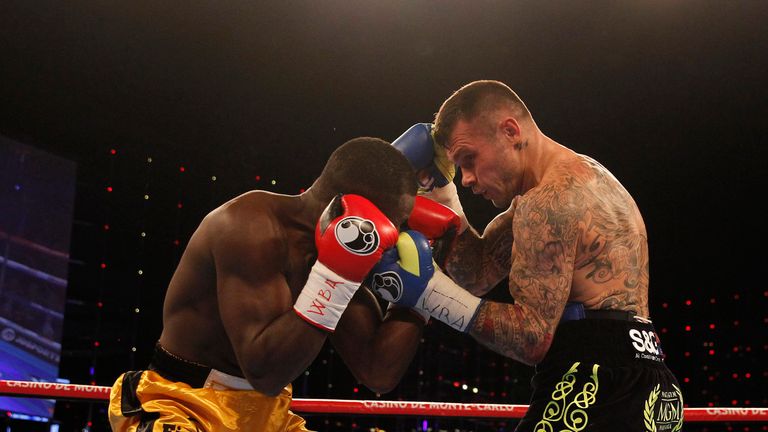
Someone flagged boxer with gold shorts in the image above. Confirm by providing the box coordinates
[108,137,426,431]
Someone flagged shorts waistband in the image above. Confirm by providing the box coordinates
[540,317,667,369]
[561,302,645,323]
[149,342,254,390]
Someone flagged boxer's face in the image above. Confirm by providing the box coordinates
[447,118,517,208]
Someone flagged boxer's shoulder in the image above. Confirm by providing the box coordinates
[215,189,286,213]
[202,191,292,261]
[207,191,288,228]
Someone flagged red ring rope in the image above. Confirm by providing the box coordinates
[0,380,765,422]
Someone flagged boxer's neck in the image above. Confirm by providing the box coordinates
[295,185,334,229]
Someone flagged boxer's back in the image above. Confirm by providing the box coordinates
[516,153,650,317]
[158,191,313,376]
[560,154,649,316]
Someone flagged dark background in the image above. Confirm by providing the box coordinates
[1,1,766,430]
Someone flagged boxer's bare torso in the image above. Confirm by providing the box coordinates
[448,151,648,315]
[505,151,649,316]
[156,188,420,394]
[158,191,316,376]
[446,143,649,364]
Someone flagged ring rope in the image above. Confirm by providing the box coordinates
[1,380,765,422]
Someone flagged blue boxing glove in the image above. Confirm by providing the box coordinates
[368,230,434,308]
[368,230,483,332]
[392,123,456,192]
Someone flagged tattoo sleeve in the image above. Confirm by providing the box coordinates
[444,207,514,296]
[468,184,580,365]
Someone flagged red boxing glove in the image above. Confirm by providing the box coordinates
[315,194,399,281]
[406,196,461,268]
[294,194,398,331]
[408,196,461,240]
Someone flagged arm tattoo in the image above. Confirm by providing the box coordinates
[469,181,580,365]
[468,156,651,362]
[472,302,553,365]
[445,210,514,295]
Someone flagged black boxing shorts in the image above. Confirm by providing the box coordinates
[515,303,684,432]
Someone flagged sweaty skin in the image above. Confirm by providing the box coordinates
[158,190,422,396]
[444,124,648,366]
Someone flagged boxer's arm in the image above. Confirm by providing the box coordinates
[467,187,579,365]
[211,207,328,397]
[330,287,424,394]
[444,204,515,296]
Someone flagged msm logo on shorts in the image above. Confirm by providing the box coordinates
[370,271,403,302]
[335,217,379,255]
[643,384,684,431]
[629,329,662,362]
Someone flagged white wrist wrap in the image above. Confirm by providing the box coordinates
[414,270,481,332]
[293,261,360,332]
[422,182,469,234]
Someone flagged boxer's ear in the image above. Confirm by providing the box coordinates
[500,117,520,140]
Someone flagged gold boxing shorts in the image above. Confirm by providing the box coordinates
[108,343,311,432]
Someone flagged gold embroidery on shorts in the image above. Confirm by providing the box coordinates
[534,362,600,432]
[644,383,684,432]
